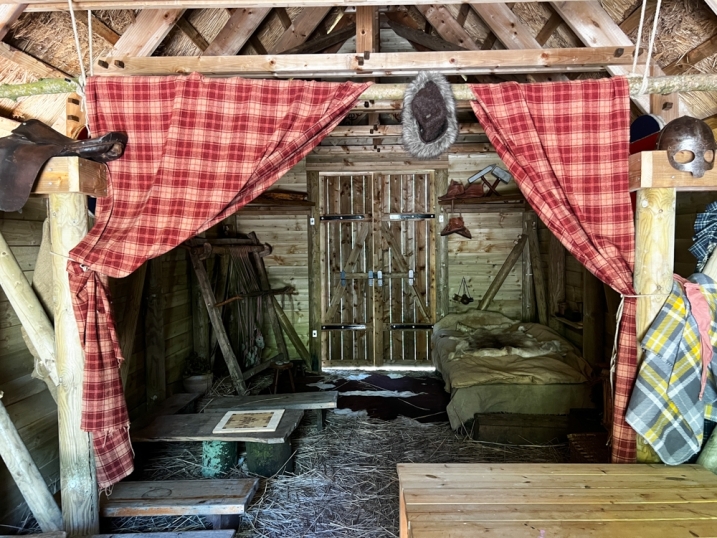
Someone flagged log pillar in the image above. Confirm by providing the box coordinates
[50,95,99,534]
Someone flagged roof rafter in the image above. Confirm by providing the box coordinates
[202,8,271,56]
[415,5,479,50]
[470,3,567,83]
[109,8,185,56]
[268,6,332,53]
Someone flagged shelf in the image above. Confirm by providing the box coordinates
[629,151,717,192]
[240,195,314,215]
[439,195,525,213]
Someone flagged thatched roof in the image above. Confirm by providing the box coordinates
[1,0,716,126]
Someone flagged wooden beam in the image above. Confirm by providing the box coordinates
[203,8,271,56]
[0,41,68,78]
[272,295,311,368]
[144,258,166,411]
[619,0,656,35]
[478,234,528,311]
[50,95,99,533]
[0,4,26,40]
[94,46,635,78]
[526,214,548,326]
[356,6,378,55]
[547,234,566,334]
[268,7,332,54]
[521,212,535,322]
[307,170,321,372]
[281,23,355,55]
[328,123,485,138]
[0,395,63,533]
[628,151,717,191]
[320,11,354,54]
[550,0,660,113]
[188,249,248,395]
[73,10,120,45]
[470,3,568,83]
[118,263,147,388]
[34,157,108,197]
[110,8,185,56]
[21,0,590,11]
[434,169,450,319]
[455,3,471,27]
[0,231,58,387]
[664,33,717,75]
[386,19,467,52]
[176,15,210,51]
[415,5,479,50]
[274,6,292,30]
[248,34,267,54]
[535,10,564,46]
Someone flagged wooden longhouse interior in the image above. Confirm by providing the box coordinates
[3,0,717,536]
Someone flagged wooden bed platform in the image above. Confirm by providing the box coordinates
[397,463,717,538]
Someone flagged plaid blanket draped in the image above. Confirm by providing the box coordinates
[626,274,717,464]
[70,73,370,489]
[469,78,638,462]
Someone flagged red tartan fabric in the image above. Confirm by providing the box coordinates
[469,77,638,463]
[70,73,370,488]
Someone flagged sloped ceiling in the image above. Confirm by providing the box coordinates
[1,0,716,126]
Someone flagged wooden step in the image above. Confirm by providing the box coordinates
[101,479,259,517]
[200,391,338,412]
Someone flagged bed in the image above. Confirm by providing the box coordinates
[432,310,594,430]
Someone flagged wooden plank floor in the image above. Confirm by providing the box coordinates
[397,464,717,538]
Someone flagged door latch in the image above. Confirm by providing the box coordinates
[409,269,414,285]
[377,270,383,287]
[368,270,374,287]
[340,270,346,287]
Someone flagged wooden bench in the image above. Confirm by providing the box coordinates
[131,409,304,476]
[101,479,258,530]
[200,391,338,431]
[398,463,717,538]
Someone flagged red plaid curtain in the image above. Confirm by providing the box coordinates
[70,73,370,489]
[469,77,638,463]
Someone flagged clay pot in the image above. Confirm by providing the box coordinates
[183,373,213,395]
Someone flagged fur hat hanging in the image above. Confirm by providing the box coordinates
[401,72,458,159]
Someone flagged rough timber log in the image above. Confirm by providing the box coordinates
[3,74,717,101]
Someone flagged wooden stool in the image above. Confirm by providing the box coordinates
[270,360,295,394]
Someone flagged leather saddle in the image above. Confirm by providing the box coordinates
[0,119,127,212]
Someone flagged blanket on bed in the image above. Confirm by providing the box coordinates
[433,311,591,392]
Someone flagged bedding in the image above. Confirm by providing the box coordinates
[432,310,593,429]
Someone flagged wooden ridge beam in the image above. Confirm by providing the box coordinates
[21,0,594,12]
[93,46,635,78]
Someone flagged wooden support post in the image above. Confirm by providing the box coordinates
[478,234,528,311]
[633,91,679,463]
[144,258,166,411]
[634,188,676,463]
[50,95,99,535]
[191,249,211,362]
[209,253,230,369]
[582,266,605,367]
[307,170,322,371]
[434,169,449,319]
[0,230,58,388]
[548,234,566,334]
[118,263,147,387]
[245,441,293,476]
[0,394,63,532]
[188,249,248,395]
[521,212,535,322]
[526,212,548,326]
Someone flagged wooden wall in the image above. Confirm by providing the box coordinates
[233,160,310,360]
[0,198,59,527]
[445,154,526,321]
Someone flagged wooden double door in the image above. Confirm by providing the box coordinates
[318,172,435,367]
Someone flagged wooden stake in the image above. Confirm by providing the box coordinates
[144,258,166,411]
[434,169,449,319]
[526,214,548,325]
[548,234,566,334]
[0,394,63,532]
[118,263,147,388]
[307,170,322,371]
[478,234,528,311]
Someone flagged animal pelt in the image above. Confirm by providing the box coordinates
[452,326,563,358]
[401,72,458,160]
